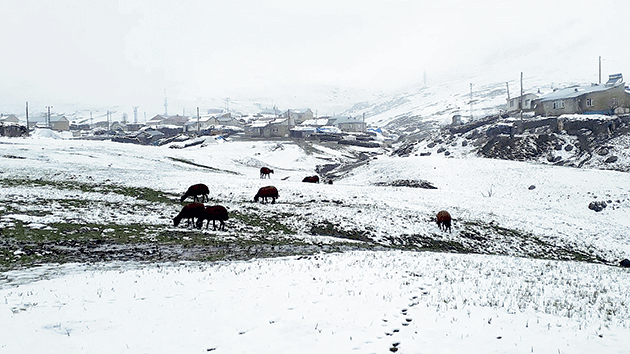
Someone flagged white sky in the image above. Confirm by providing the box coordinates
[1,0,628,117]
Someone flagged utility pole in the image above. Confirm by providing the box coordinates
[469,83,473,119]
[46,106,53,127]
[164,89,168,116]
[520,72,524,121]
[599,56,602,84]
[506,82,510,100]
[362,112,366,132]
[25,102,30,136]
[224,97,231,113]
[196,107,200,134]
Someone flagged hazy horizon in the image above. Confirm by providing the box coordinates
[1,0,628,120]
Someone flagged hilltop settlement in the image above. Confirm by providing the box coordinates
[3,73,630,170]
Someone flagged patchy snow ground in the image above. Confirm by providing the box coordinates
[2,252,629,353]
[1,133,630,353]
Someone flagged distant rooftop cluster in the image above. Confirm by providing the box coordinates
[1,105,398,145]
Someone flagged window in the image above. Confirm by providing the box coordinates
[586,98,593,107]
[553,100,565,109]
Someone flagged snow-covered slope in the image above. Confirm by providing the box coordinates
[1,134,630,353]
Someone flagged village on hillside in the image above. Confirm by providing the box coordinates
[2,73,630,147]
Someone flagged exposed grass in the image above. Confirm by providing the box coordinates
[167,157,240,175]
[0,176,614,271]
[309,220,373,242]
[0,177,175,204]
[231,209,297,235]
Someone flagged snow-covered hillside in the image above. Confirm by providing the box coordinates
[1,134,630,353]
[341,73,599,130]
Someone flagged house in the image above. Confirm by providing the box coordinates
[0,114,20,124]
[160,115,190,126]
[147,114,166,126]
[506,93,539,113]
[533,74,630,116]
[334,116,367,133]
[248,118,290,138]
[50,115,70,131]
[110,121,127,132]
[285,109,314,125]
[184,115,220,133]
[289,126,317,138]
[288,118,329,138]
[216,113,242,127]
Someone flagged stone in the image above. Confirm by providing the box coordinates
[605,156,618,163]
[588,201,607,212]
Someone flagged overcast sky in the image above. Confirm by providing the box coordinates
[1,0,628,117]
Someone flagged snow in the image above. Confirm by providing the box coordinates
[2,252,629,353]
[1,135,630,353]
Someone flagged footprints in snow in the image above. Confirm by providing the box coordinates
[381,292,427,352]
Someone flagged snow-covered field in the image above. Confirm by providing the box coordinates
[1,132,630,353]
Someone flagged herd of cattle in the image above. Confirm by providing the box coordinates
[173,167,452,233]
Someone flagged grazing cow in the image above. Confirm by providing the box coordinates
[436,210,452,232]
[196,205,229,231]
[302,175,320,183]
[173,203,205,227]
[180,183,209,203]
[260,167,274,179]
[254,186,279,204]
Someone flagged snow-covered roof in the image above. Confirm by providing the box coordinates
[538,83,621,102]
[250,120,270,128]
[335,116,366,124]
[300,118,329,126]
[291,126,317,132]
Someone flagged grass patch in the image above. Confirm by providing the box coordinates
[0,177,175,204]
[231,210,297,235]
[309,221,373,242]
[167,157,240,175]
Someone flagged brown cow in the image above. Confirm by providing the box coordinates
[302,175,319,183]
[180,184,209,203]
[196,205,229,231]
[254,186,279,204]
[260,167,274,179]
[436,210,452,232]
[173,203,205,227]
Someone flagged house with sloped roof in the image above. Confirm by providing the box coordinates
[0,114,20,124]
[285,108,314,125]
[533,74,630,116]
[334,115,366,133]
[50,115,70,131]
[507,93,539,113]
[184,115,219,132]
[248,118,290,138]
